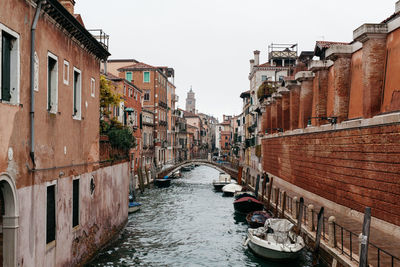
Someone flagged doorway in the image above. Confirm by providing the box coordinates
[0,174,18,267]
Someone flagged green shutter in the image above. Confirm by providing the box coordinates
[144,72,150,83]
[126,72,132,82]
[1,33,12,102]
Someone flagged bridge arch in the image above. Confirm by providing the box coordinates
[158,159,238,179]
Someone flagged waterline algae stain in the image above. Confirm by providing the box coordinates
[86,166,315,267]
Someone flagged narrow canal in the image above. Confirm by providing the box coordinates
[86,166,315,267]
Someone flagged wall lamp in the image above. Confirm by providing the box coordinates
[265,128,283,134]
[307,116,337,127]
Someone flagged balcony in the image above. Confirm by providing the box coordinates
[172,93,179,102]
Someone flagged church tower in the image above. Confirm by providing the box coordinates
[185,87,196,113]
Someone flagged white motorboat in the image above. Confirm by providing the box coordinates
[222,183,242,196]
[245,218,304,261]
[212,173,231,192]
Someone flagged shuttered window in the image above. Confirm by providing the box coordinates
[126,72,132,82]
[72,179,79,227]
[1,32,13,102]
[73,68,81,119]
[46,185,56,244]
[143,71,150,83]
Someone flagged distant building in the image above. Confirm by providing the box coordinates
[185,87,196,113]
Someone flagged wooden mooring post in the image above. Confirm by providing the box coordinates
[255,175,260,199]
[266,177,273,211]
[359,207,371,267]
[145,167,150,189]
[274,187,280,218]
[280,191,286,218]
[296,197,304,235]
[313,207,325,266]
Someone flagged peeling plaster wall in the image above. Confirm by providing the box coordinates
[17,163,129,266]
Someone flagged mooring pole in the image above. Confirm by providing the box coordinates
[255,174,260,199]
[266,176,273,211]
[359,207,371,267]
[274,187,280,218]
[281,191,286,218]
[313,207,325,266]
[297,197,304,235]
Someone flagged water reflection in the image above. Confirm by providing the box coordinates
[86,166,315,267]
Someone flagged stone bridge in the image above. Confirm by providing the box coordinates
[157,159,239,179]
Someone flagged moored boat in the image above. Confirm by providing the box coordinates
[180,166,192,172]
[222,183,243,196]
[128,202,141,213]
[246,210,272,228]
[233,196,264,214]
[169,170,182,179]
[234,191,256,200]
[212,173,231,192]
[245,218,305,261]
[154,176,171,187]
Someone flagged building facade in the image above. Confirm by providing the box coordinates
[0,0,130,266]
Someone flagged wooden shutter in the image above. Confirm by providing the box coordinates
[1,33,12,101]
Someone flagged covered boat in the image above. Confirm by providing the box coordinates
[212,173,231,192]
[245,218,305,261]
[234,191,255,200]
[180,166,192,172]
[222,183,243,196]
[154,176,171,188]
[246,211,271,228]
[233,196,264,214]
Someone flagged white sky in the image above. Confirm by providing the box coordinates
[76,0,395,122]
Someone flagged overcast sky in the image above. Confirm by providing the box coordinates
[76,0,395,121]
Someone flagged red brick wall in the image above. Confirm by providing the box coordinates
[382,28,400,113]
[262,123,400,226]
[348,49,363,119]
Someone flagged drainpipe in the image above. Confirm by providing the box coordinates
[30,0,44,168]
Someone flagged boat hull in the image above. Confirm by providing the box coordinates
[247,239,302,261]
[233,199,264,214]
[212,182,230,192]
[154,179,171,188]
[128,206,141,213]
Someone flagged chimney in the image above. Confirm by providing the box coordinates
[254,50,260,66]
[59,0,75,14]
[396,1,400,13]
[250,59,255,72]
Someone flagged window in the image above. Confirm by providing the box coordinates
[46,185,56,244]
[73,68,82,119]
[261,75,268,81]
[144,90,150,101]
[72,179,79,228]
[143,71,150,83]
[134,91,137,100]
[63,60,69,85]
[126,72,132,82]
[0,25,20,104]
[143,133,147,146]
[47,52,58,113]
[123,85,126,96]
[90,78,95,97]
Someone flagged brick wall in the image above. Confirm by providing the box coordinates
[262,123,400,226]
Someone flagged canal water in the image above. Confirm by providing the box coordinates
[86,166,315,267]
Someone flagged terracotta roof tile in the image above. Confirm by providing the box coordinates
[118,62,157,71]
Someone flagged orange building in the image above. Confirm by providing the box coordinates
[118,63,173,167]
